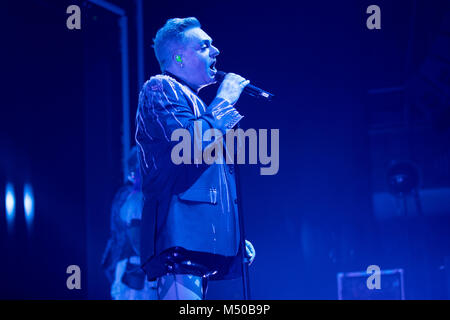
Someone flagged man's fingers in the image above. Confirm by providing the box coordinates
[243,240,255,265]
[240,80,250,87]
[225,73,248,86]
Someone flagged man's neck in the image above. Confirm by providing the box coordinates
[163,70,200,93]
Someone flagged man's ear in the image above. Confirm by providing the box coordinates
[173,52,183,65]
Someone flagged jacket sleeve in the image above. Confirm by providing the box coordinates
[136,76,243,169]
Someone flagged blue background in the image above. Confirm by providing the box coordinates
[1,0,449,299]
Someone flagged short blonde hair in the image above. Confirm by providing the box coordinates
[153,17,201,72]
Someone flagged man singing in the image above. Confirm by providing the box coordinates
[135,17,255,300]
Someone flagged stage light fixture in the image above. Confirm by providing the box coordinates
[5,183,15,229]
[24,183,34,230]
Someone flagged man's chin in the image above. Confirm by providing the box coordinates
[203,72,217,85]
[194,71,217,91]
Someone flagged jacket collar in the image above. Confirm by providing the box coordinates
[163,71,197,93]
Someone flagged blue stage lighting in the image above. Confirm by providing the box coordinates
[24,183,34,229]
[5,183,15,229]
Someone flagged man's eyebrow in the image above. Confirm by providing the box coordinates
[200,39,212,45]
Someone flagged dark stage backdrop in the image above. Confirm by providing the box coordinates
[1,0,86,299]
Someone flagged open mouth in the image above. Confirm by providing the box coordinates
[209,60,217,73]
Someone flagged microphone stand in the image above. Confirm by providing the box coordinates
[234,124,251,300]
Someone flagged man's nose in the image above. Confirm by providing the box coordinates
[210,45,220,58]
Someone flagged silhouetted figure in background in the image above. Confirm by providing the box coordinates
[102,147,157,300]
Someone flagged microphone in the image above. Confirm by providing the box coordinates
[215,71,274,101]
